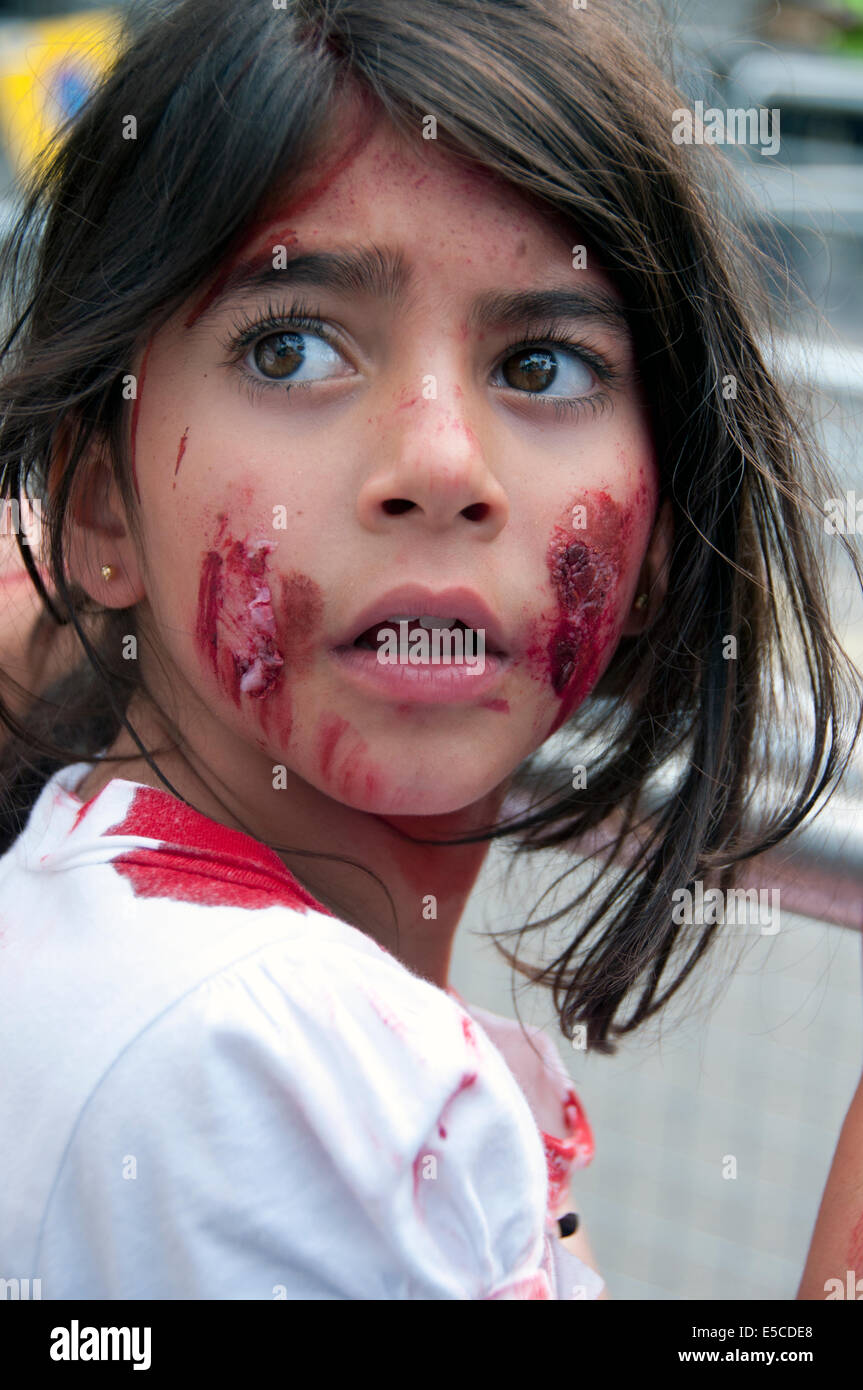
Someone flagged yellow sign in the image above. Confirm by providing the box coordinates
[0,9,122,178]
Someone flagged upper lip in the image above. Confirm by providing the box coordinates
[335,585,510,655]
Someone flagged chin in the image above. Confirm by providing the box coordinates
[356,771,505,820]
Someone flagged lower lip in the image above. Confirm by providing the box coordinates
[330,644,509,704]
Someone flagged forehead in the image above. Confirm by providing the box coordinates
[243,113,583,268]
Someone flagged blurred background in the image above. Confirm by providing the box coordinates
[0,0,860,1299]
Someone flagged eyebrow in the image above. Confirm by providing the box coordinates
[184,242,631,337]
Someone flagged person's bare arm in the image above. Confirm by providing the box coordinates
[0,534,79,726]
[797,1067,863,1299]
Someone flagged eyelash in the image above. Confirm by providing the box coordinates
[217,296,619,420]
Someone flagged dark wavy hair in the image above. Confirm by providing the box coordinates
[0,0,859,1052]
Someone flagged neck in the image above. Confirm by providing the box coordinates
[75,692,508,989]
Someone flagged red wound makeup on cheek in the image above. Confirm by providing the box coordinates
[195,519,283,704]
[528,490,636,736]
[194,517,323,734]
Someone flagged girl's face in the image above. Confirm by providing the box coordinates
[108,115,661,817]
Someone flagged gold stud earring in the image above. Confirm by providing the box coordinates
[634,592,648,611]
[100,564,114,581]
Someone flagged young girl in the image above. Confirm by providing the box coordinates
[0,0,858,1300]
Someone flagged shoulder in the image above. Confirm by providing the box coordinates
[37,932,551,1298]
[449,990,592,1144]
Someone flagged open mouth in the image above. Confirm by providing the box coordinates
[351,615,493,652]
[330,603,508,702]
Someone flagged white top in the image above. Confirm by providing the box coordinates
[0,762,603,1300]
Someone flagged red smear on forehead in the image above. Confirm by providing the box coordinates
[129,338,154,501]
[183,116,376,330]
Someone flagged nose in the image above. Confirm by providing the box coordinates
[356,384,509,538]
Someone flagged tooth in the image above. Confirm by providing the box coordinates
[419,616,459,628]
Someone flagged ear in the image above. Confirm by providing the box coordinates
[619,497,673,636]
[54,425,146,609]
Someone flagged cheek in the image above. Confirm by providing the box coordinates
[193,514,323,741]
[526,487,645,734]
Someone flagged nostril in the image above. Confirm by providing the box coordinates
[462,502,490,522]
[382,499,415,515]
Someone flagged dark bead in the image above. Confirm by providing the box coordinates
[558,1211,579,1238]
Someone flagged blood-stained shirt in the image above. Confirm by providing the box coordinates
[0,761,602,1300]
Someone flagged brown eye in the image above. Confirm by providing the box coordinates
[244,326,347,386]
[253,331,305,379]
[495,344,596,401]
[503,348,557,392]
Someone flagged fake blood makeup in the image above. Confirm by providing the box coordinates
[531,489,636,736]
[313,710,387,802]
[173,427,189,479]
[194,514,322,727]
[183,116,375,330]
